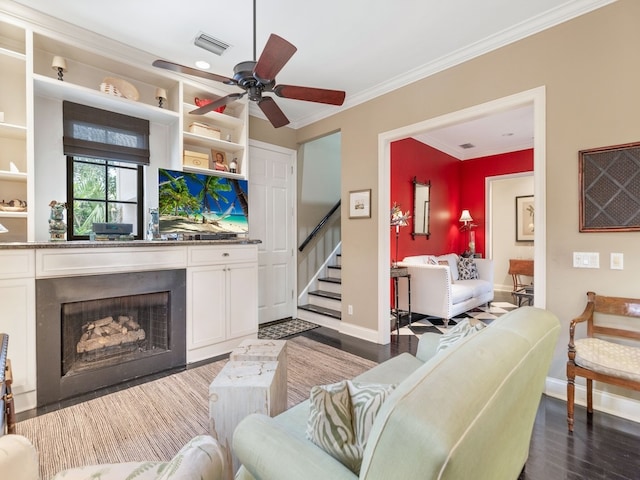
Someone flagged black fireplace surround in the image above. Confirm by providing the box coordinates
[36,269,186,406]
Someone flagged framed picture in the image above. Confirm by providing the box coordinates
[210,150,228,172]
[349,189,371,219]
[579,142,640,232]
[515,195,534,242]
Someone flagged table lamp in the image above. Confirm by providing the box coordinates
[51,56,67,81]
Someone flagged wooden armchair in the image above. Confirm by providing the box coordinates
[566,291,640,432]
[1,333,16,436]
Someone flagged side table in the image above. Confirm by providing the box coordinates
[390,267,411,334]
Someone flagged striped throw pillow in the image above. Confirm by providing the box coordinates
[306,380,396,473]
[436,318,486,353]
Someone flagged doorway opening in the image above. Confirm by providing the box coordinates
[378,87,546,344]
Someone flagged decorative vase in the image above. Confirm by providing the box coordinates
[48,200,67,241]
[148,208,160,240]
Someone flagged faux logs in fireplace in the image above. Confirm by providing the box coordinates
[36,269,186,406]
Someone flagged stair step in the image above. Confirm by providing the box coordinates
[318,276,341,284]
[298,304,342,320]
[309,290,341,300]
[327,265,342,279]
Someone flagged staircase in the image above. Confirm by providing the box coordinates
[297,254,342,328]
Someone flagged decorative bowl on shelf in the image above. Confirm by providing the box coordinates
[0,199,27,212]
[194,97,226,113]
[101,77,139,101]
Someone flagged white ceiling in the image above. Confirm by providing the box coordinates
[8,0,613,156]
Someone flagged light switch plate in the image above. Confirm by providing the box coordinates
[573,252,600,268]
[610,253,624,270]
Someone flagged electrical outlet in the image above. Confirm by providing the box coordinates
[610,253,624,270]
[573,252,599,269]
[348,305,353,315]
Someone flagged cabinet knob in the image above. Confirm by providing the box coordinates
[222,252,229,257]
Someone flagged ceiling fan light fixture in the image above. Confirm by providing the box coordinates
[194,32,230,56]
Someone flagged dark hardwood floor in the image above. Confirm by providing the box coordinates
[301,324,640,480]
[17,293,640,479]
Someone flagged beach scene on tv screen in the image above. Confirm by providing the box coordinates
[158,168,248,236]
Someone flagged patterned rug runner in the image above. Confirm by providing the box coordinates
[258,318,319,339]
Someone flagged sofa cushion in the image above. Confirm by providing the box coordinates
[450,283,474,304]
[306,380,396,474]
[458,257,479,280]
[436,318,487,353]
[306,380,360,472]
[435,253,460,281]
[402,255,436,265]
[347,382,397,449]
[459,279,492,297]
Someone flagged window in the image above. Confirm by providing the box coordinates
[63,101,149,240]
[67,156,143,239]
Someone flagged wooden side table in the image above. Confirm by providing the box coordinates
[390,267,411,334]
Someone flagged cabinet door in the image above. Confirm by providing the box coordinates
[227,262,258,339]
[187,265,226,351]
[0,278,36,400]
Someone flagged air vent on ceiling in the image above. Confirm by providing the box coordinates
[459,143,475,149]
[194,32,230,56]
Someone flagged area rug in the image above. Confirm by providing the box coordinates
[16,336,375,479]
[258,318,319,339]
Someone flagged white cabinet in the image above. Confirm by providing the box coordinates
[186,245,258,362]
[0,249,36,411]
[0,21,28,242]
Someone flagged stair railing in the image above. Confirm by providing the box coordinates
[298,200,341,252]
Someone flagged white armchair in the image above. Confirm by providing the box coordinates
[0,434,39,480]
[0,434,225,480]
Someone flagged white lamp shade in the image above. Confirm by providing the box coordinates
[51,56,67,71]
[459,209,473,223]
[155,87,167,100]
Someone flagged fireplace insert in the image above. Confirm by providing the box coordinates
[36,269,186,406]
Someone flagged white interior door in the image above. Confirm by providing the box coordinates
[249,140,296,324]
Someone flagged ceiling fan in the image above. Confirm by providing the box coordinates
[152,1,345,128]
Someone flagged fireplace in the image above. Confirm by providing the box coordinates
[36,269,186,406]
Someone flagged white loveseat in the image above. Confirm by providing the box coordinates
[397,253,494,325]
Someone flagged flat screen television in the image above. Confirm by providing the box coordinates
[158,168,248,238]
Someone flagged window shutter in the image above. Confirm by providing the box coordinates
[63,101,150,165]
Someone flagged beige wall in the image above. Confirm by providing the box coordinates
[251,1,640,403]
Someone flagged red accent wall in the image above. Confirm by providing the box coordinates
[391,141,533,259]
[390,139,460,261]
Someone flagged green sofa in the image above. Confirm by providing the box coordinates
[233,306,560,480]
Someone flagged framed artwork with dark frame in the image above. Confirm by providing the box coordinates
[579,142,640,232]
[349,189,371,219]
[515,195,535,242]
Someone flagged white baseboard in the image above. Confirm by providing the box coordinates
[338,321,379,344]
[546,377,640,424]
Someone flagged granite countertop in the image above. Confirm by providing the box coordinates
[0,239,262,249]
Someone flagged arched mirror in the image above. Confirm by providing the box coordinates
[412,177,430,239]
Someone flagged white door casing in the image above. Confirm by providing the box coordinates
[249,140,297,324]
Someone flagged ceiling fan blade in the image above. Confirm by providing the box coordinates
[253,34,297,82]
[273,85,346,105]
[189,93,245,115]
[152,59,235,85]
[258,97,290,128]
